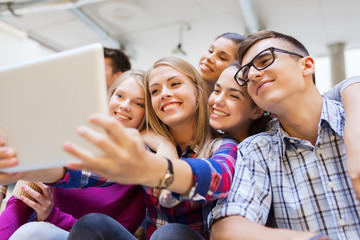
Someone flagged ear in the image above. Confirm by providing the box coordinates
[251,106,265,120]
[113,71,122,79]
[301,56,315,78]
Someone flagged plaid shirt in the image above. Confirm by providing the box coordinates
[209,98,360,239]
[54,137,237,240]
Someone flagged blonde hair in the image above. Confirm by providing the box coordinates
[145,56,211,157]
[108,69,146,130]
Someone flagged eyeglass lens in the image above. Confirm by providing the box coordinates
[240,49,274,82]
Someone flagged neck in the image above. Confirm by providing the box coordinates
[231,121,252,143]
[275,89,323,145]
[170,125,195,151]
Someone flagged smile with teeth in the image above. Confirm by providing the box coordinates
[115,112,131,120]
[213,109,229,117]
[200,63,212,72]
[162,103,180,112]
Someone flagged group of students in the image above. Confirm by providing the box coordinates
[0,30,359,240]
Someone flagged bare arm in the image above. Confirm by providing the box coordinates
[65,114,194,195]
[342,82,360,199]
[211,216,327,240]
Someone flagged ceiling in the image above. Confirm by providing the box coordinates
[1,0,360,69]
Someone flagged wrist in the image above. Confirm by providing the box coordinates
[156,158,174,189]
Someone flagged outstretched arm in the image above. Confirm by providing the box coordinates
[65,113,194,195]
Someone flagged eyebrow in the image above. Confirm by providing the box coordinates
[219,51,231,57]
[114,89,144,100]
[216,83,245,96]
[149,75,181,88]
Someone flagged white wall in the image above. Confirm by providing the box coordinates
[314,48,360,94]
[0,21,54,68]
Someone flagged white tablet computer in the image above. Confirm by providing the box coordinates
[0,43,108,172]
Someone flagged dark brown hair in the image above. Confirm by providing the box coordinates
[103,47,131,74]
[238,30,315,83]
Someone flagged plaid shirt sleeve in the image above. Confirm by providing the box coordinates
[51,169,113,188]
[177,137,238,201]
[208,136,273,227]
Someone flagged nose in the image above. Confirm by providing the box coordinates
[247,66,264,84]
[213,92,226,106]
[204,51,215,63]
[119,98,131,112]
[160,87,172,100]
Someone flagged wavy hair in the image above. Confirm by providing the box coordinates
[145,56,210,156]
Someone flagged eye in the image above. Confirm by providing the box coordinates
[208,48,213,54]
[230,94,240,99]
[116,94,122,98]
[150,89,159,96]
[135,102,145,108]
[171,82,181,87]
[213,89,220,94]
[254,53,273,68]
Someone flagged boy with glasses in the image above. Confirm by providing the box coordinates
[209,30,360,240]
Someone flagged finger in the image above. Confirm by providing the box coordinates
[88,114,128,143]
[0,147,16,158]
[0,136,4,146]
[21,185,43,203]
[64,142,114,174]
[0,157,18,169]
[75,126,126,161]
[20,195,41,211]
[34,182,52,199]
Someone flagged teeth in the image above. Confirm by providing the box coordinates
[201,63,211,71]
[213,109,229,117]
[163,103,180,111]
[116,113,130,120]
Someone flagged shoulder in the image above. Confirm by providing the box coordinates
[322,97,345,121]
[240,120,280,150]
[216,135,239,146]
[237,120,283,164]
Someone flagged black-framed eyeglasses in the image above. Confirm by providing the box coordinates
[234,47,304,86]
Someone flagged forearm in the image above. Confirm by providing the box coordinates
[341,83,360,198]
[21,167,66,183]
[342,83,360,157]
[211,216,319,240]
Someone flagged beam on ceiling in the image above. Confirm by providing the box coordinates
[237,0,262,33]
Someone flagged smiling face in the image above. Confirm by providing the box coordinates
[242,38,308,113]
[198,37,238,86]
[208,65,262,141]
[108,77,145,129]
[148,65,198,130]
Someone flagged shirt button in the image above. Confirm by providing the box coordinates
[330,135,335,140]
[339,218,346,227]
[317,149,322,154]
[328,182,334,189]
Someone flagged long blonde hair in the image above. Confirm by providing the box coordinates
[145,56,211,157]
[108,69,146,131]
